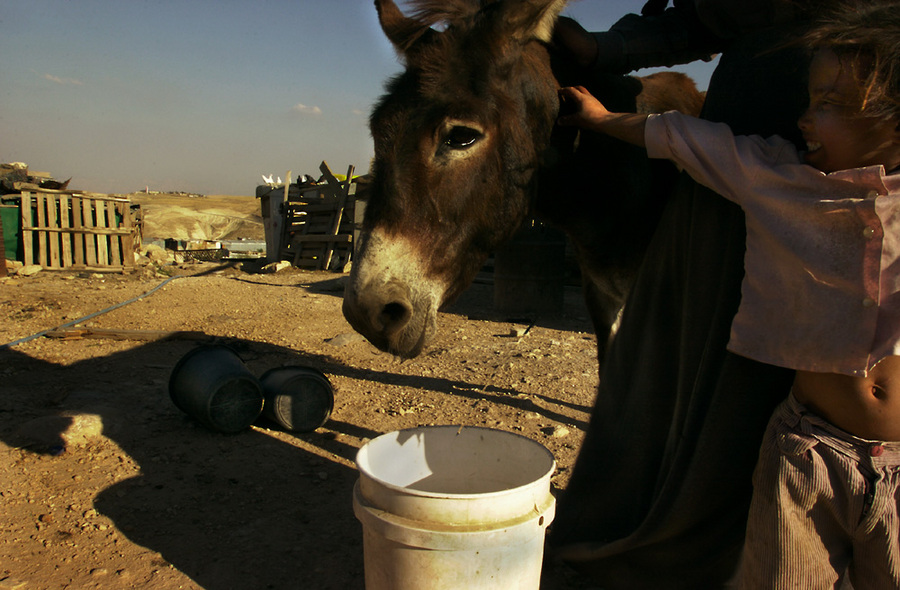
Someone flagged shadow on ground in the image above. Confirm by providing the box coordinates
[0,330,593,589]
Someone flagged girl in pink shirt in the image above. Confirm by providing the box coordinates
[560,1,900,586]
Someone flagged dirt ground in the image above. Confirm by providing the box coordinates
[0,194,602,590]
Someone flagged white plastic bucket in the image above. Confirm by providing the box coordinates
[353,426,556,589]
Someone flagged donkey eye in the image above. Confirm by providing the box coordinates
[443,126,482,149]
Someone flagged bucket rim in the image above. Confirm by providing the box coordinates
[259,364,332,384]
[355,425,556,500]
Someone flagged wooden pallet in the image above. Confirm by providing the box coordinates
[279,162,357,271]
[19,191,138,271]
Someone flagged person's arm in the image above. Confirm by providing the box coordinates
[558,87,799,206]
[557,86,649,147]
[553,3,721,75]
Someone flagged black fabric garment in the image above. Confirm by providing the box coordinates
[549,18,811,590]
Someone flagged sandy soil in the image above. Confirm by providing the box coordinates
[129,193,265,241]
[0,194,600,589]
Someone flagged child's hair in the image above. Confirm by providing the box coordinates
[800,0,900,119]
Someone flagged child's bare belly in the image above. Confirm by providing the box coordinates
[793,356,900,441]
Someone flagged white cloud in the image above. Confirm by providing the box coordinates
[291,103,322,116]
[42,73,83,86]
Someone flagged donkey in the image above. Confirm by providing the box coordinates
[342,0,704,359]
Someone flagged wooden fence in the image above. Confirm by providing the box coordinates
[19,191,139,271]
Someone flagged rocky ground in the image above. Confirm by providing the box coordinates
[0,211,603,590]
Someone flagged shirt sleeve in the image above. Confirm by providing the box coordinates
[644,111,794,204]
[694,0,803,39]
[591,3,722,74]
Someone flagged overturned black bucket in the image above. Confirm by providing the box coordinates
[169,345,264,433]
[260,366,334,432]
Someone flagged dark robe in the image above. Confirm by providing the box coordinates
[549,2,815,587]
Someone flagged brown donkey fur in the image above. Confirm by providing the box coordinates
[343,0,703,359]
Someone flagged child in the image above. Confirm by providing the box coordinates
[558,1,900,587]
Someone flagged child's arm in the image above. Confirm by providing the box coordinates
[557,86,649,147]
[557,86,803,208]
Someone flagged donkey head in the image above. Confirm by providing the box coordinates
[343,0,566,358]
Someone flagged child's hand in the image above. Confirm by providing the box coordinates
[557,86,649,147]
[557,86,613,131]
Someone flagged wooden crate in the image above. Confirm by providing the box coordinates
[19,191,138,271]
[279,162,357,271]
[281,198,356,270]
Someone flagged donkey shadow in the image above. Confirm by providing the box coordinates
[1,339,376,589]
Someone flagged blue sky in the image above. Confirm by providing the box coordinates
[0,1,717,196]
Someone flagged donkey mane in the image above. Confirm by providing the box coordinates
[388,0,565,59]
[404,0,481,27]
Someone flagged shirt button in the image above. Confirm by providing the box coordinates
[867,190,879,199]
[871,445,885,457]
[863,298,877,308]
[863,226,876,239]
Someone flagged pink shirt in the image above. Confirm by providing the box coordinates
[645,111,900,377]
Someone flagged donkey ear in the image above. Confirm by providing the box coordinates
[497,0,567,43]
[375,0,431,53]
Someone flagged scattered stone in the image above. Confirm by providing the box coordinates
[18,264,43,277]
[0,577,28,589]
[552,426,571,438]
[5,259,23,272]
[142,244,172,264]
[325,332,366,347]
[13,412,105,450]
[261,260,291,273]
[540,425,571,438]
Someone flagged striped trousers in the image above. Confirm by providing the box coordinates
[736,393,900,589]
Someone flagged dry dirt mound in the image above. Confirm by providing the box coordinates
[129,193,264,241]
[139,205,263,241]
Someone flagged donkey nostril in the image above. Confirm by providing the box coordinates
[380,301,412,334]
